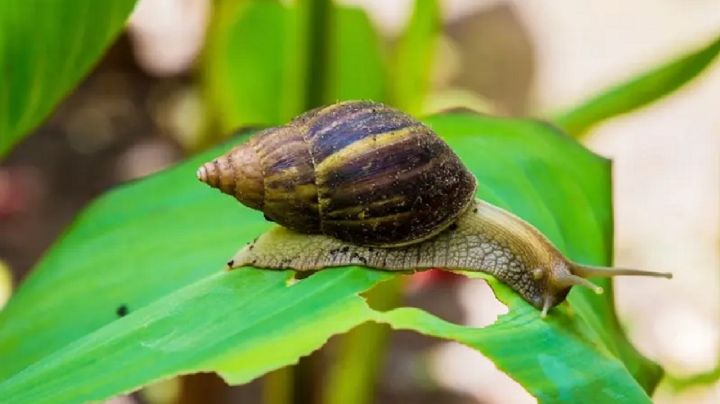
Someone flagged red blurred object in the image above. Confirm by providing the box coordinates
[409,268,466,292]
[0,167,41,218]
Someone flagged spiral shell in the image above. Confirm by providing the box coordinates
[197,100,477,247]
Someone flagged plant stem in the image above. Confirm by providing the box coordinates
[664,362,720,391]
[263,367,293,404]
[322,276,406,404]
[303,0,333,109]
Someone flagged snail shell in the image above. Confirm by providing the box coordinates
[197,100,476,247]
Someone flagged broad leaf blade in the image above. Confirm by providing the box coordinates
[0,114,661,402]
[554,32,720,137]
[427,114,661,394]
[0,0,137,157]
[0,131,266,379]
[378,276,651,403]
[0,269,389,402]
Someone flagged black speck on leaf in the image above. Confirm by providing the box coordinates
[116,304,129,317]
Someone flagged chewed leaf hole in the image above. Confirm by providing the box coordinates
[359,269,506,329]
[453,277,508,328]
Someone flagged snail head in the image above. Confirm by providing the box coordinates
[534,259,672,317]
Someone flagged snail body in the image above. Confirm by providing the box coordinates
[229,199,667,315]
[198,100,671,316]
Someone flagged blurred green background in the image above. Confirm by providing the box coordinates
[0,0,718,403]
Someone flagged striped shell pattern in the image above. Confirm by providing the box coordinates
[197,100,477,247]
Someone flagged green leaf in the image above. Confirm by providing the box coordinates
[202,1,306,133]
[202,1,386,134]
[0,0,137,157]
[0,114,661,402]
[323,6,386,103]
[376,277,649,403]
[427,115,661,396]
[554,32,720,137]
[390,0,441,113]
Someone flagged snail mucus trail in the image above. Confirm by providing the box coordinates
[197,100,671,316]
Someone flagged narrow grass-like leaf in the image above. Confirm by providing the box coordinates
[203,1,386,137]
[554,32,720,137]
[0,0,137,157]
[390,0,441,113]
[324,6,386,103]
[202,1,306,133]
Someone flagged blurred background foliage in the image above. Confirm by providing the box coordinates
[1,0,719,403]
[0,0,138,156]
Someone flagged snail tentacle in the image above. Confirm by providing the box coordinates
[571,264,673,279]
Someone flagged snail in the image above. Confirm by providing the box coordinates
[197,100,671,316]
